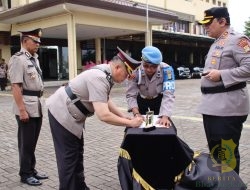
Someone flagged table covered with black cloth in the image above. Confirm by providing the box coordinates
[118,127,194,190]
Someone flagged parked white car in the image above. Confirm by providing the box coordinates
[191,67,203,78]
[176,67,191,79]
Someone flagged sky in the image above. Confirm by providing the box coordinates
[228,0,250,33]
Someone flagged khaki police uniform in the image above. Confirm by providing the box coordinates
[197,28,250,174]
[9,48,44,117]
[197,29,250,116]
[126,62,175,116]
[46,64,113,190]
[47,64,112,138]
[8,47,44,179]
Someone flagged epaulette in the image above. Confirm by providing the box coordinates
[15,52,24,56]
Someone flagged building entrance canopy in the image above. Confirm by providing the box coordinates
[0,0,178,79]
[0,0,178,40]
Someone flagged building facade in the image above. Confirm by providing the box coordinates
[0,0,228,80]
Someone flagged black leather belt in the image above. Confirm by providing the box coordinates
[201,82,246,94]
[65,86,93,117]
[22,89,43,97]
[139,93,162,100]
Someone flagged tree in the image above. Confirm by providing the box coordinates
[243,17,250,37]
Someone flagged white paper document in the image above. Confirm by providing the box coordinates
[139,115,164,128]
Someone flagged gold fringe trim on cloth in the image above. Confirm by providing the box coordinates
[174,151,201,183]
[119,148,131,160]
[119,148,155,190]
[132,169,155,190]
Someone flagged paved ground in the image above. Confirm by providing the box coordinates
[0,79,249,190]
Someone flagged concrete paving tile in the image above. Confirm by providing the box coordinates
[0,79,249,189]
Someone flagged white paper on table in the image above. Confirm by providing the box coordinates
[139,115,164,128]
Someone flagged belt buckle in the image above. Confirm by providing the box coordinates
[146,96,153,99]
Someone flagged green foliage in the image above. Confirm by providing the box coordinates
[244,17,250,37]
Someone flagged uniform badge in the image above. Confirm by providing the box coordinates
[213,51,221,57]
[38,29,42,37]
[238,38,250,52]
[211,58,216,64]
[163,66,175,92]
[218,40,225,46]
[25,52,31,58]
[215,45,223,50]
[29,71,36,79]
[167,69,172,80]
[221,31,228,38]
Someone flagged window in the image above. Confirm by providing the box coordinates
[218,1,221,6]
[0,0,11,9]
[223,2,226,7]
[206,0,209,2]
[163,21,189,33]
[213,0,216,4]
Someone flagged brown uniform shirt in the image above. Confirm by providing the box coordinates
[126,62,175,117]
[8,48,44,117]
[46,64,113,139]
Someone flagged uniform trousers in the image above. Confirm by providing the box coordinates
[16,115,42,179]
[137,94,163,114]
[0,77,7,91]
[48,111,87,190]
[202,114,247,174]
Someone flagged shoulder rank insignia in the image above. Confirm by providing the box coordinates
[15,52,23,56]
[218,40,225,46]
[238,39,250,52]
[25,52,31,58]
[221,31,228,38]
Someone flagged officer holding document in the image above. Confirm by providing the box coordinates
[126,46,175,128]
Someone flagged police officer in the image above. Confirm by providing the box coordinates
[126,46,175,127]
[46,47,143,190]
[8,28,48,186]
[0,58,8,91]
[197,7,250,174]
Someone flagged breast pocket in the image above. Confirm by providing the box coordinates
[156,82,163,93]
[209,52,222,70]
[138,80,147,91]
[26,66,38,80]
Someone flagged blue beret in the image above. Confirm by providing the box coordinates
[141,46,162,65]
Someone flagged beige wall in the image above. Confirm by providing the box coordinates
[0,23,11,31]
[134,0,228,21]
[135,0,166,8]
[15,0,40,6]
[0,45,11,62]
[0,0,229,78]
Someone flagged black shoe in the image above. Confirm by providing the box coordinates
[21,176,42,186]
[34,173,49,180]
